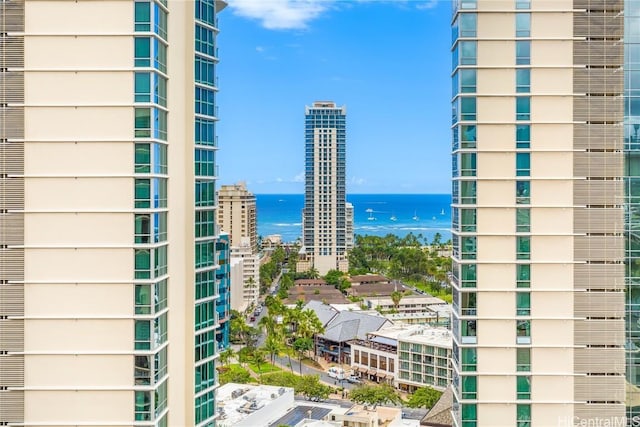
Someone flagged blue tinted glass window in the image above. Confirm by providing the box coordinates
[461,69,477,93]
[460,41,477,65]
[461,125,477,149]
[516,13,530,37]
[516,153,530,176]
[516,41,531,65]
[134,2,151,32]
[516,125,530,148]
[461,97,477,121]
[460,13,477,38]
[135,38,151,67]
[516,69,530,93]
[516,97,531,121]
[135,72,151,102]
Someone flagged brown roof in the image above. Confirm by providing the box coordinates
[346,282,406,297]
[295,278,328,286]
[420,386,453,427]
[349,274,389,284]
[284,284,349,305]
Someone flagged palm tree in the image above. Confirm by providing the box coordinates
[253,348,267,376]
[219,347,235,368]
[263,335,284,365]
[390,290,404,311]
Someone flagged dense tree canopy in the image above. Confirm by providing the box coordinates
[349,383,402,407]
[405,386,443,409]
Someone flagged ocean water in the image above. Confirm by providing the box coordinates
[256,194,452,244]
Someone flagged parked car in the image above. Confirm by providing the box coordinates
[327,367,346,380]
[347,376,362,384]
[250,316,256,322]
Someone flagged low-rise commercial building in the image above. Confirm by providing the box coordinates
[216,383,295,427]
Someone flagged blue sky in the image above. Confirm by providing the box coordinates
[217,0,452,194]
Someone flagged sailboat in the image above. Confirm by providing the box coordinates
[440,208,446,215]
[366,208,376,221]
[390,211,397,222]
[412,210,419,221]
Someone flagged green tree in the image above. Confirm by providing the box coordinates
[263,334,284,365]
[219,347,235,367]
[252,348,267,375]
[349,384,402,407]
[297,374,332,400]
[292,337,314,375]
[219,365,252,385]
[405,386,442,409]
[390,290,404,311]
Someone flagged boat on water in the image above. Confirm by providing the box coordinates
[440,208,446,215]
[366,208,376,221]
[390,211,397,221]
[412,210,419,221]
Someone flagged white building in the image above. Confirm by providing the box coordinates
[231,237,260,311]
[216,383,295,427]
[350,324,453,392]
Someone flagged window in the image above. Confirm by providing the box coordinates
[516,180,530,204]
[517,264,531,288]
[461,292,477,315]
[135,355,151,385]
[135,143,151,173]
[461,208,477,232]
[517,376,531,399]
[516,40,531,65]
[516,97,531,121]
[135,284,152,314]
[516,125,530,148]
[461,152,477,176]
[135,108,152,137]
[196,270,217,300]
[517,236,530,260]
[516,152,530,176]
[461,264,477,288]
[135,72,151,102]
[461,125,477,149]
[134,2,151,32]
[195,330,216,362]
[195,210,216,238]
[196,24,216,57]
[195,241,216,269]
[135,37,151,67]
[516,69,530,93]
[461,320,477,344]
[516,208,530,232]
[134,178,167,208]
[155,380,168,416]
[517,320,531,344]
[460,97,476,121]
[461,69,477,93]
[462,376,477,399]
[516,0,530,9]
[461,0,477,9]
[516,13,531,37]
[135,390,152,421]
[135,319,151,350]
[516,292,531,316]
[461,404,477,427]
[195,180,216,207]
[460,41,477,65]
[195,360,217,393]
[195,56,216,86]
[461,181,477,204]
[195,300,216,330]
[517,348,531,372]
[196,0,217,26]
[135,212,167,244]
[195,148,216,177]
[195,390,216,424]
[461,347,477,371]
[195,118,216,146]
[460,13,477,37]
[462,236,477,260]
[517,404,532,427]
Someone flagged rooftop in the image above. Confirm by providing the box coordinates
[319,310,392,343]
[216,383,294,426]
[268,405,333,427]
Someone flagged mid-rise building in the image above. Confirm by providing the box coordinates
[217,182,260,310]
[217,181,258,252]
[216,233,231,349]
[301,101,349,275]
[451,1,625,425]
[0,0,225,425]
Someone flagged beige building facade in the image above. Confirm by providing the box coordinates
[0,0,225,425]
[451,1,625,426]
[217,182,258,252]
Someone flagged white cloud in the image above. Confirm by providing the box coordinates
[416,0,439,10]
[350,176,366,186]
[227,0,331,30]
[293,172,305,182]
[255,46,265,52]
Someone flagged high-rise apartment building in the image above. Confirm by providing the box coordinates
[0,1,225,425]
[217,182,258,252]
[301,101,349,275]
[451,1,626,425]
[217,182,259,311]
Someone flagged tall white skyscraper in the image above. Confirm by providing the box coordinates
[301,101,349,275]
[0,1,225,425]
